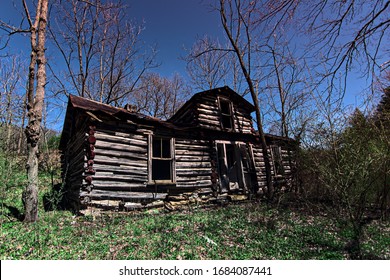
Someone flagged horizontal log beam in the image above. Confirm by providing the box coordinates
[82,190,167,202]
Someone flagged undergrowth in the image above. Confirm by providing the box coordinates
[1,202,389,260]
[1,154,389,260]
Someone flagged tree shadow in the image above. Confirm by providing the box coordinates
[2,204,24,221]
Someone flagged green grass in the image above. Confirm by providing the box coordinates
[1,202,389,260]
[1,154,389,260]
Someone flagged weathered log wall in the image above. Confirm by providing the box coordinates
[60,90,297,212]
[175,138,213,190]
[252,143,295,194]
[195,94,253,133]
[80,121,154,206]
[61,114,89,210]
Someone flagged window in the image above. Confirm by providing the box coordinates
[270,146,285,176]
[150,136,174,182]
[219,98,233,130]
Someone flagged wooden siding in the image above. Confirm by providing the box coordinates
[252,143,295,193]
[175,138,213,190]
[61,114,89,209]
[170,90,254,134]
[80,121,153,204]
[60,91,297,211]
[195,95,253,133]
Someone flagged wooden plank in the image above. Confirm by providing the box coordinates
[92,174,147,182]
[199,96,218,105]
[94,132,147,147]
[176,155,211,162]
[95,140,147,153]
[199,118,221,127]
[96,148,147,160]
[254,162,266,167]
[93,155,147,168]
[175,179,211,185]
[175,138,209,145]
[91,181,147,189]
[93,163,148,176]
[197,108,220,117]
[176,169,211,176]
[198,112,220,122]
[234,117,252,127]
[82,190,167,201]
[199,123,220,130]
[66,135,86,156]
[198,103,220,112]
[175,150,210,156]
[176,162,212,169]
[176,175,211,182]
[176,182,212,188]
[175,143,211,151]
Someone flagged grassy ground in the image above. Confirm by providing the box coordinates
[1,156,389,260]
[2,202,389,260]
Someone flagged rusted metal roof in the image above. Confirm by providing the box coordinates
[68,94,179,129]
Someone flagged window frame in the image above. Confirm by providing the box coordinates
[218,97,234,130]
[148,135,176,184]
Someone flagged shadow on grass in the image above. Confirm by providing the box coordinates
[2,204,24,221]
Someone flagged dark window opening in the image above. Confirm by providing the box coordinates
[152,159,172,180]
[153,137,171,158]
[151,136,174,181]
[225,144,236,170]
[271,146,285,176]
[219,98,233,129]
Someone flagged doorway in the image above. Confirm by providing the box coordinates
[216,142,256,193]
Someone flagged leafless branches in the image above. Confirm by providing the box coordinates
[300,0,390,93]
[130,73,190,120]
[48,0,158,105]
[219,0,275,198]
[184,36,233,91]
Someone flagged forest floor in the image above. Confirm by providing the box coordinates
[1,156,389,260]
[1,190,389,259]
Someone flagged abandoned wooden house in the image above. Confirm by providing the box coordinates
[59,86,296,211]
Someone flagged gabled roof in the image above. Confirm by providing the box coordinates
[169,86,255,123]
[60,88,294,150]
[65,94,179,125]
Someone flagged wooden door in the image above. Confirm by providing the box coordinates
[217,142,246,192]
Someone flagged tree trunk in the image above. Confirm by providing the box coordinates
[23,0,49,223]
[219,0,273,200]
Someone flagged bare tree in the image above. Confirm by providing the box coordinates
[130,73,190,120]
[0,56,26,153]
[23,0,49,222]
[258,41,313,140]
[185,36,232,91]
[49,0,158,105]
[218,0,275,199]
[289,0,390,95]
[1,0,50,222]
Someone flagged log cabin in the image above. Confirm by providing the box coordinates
[59,86,296,211]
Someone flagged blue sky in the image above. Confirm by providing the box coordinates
[0,0,376,131]
[0,0,221,79]
[0,0,224,130]
[126,0,221,78]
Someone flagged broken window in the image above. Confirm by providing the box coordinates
[151,136,174,182]
[270,146,285,176]
[219,98,233,130]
